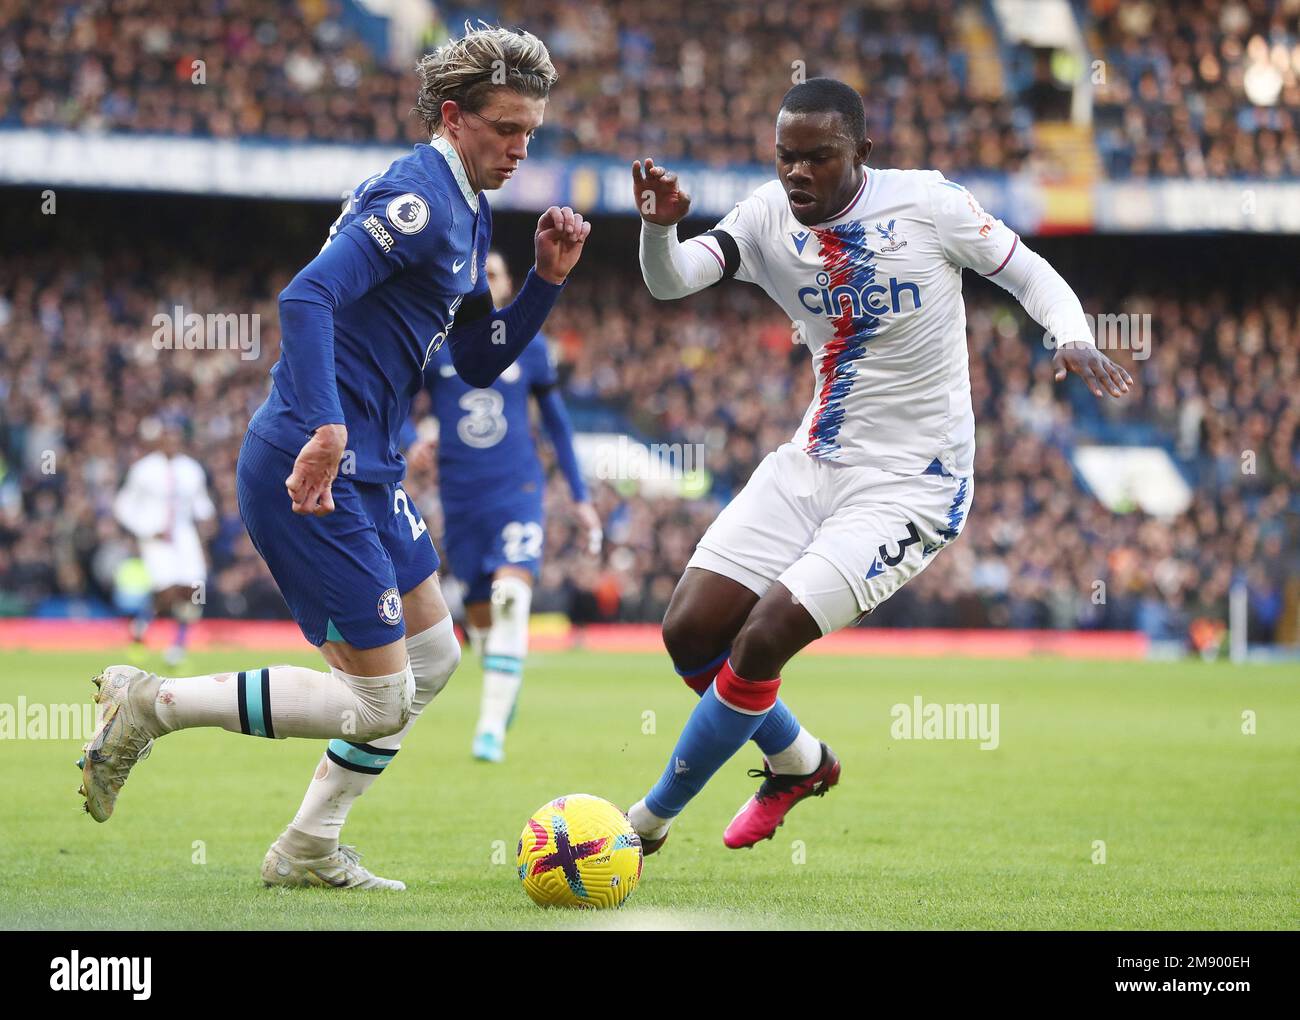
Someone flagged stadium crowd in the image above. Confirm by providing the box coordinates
[1089,0,1300,178]
[2,0,1026,172]
[1,227,1295,645]
[6,0,1298,179]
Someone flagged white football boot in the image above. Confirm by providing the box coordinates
[79,665,165,822]
[261,840,406,891]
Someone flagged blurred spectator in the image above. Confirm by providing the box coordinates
[1089,0,1300,179]
[0,0,1030,172]
[3,221,1295,644]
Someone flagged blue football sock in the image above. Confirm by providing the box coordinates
[752,698,800,757]
[174,620,190,649]
[644,684,771,819]
[676,652,801,758]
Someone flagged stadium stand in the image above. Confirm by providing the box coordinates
[1,198,1295,643]
[1,1,1297,649]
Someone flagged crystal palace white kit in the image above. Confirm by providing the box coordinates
[639,165,1097,628]
[695,168,1021,478]
[113,451,215,592]
[638,167,1091,632]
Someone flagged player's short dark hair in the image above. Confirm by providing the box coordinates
[779,78,867,143]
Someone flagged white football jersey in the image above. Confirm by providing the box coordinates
[114,451,215,541]
[694,169,1019,477]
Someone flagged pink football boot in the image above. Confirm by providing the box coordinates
[723,742,841,849]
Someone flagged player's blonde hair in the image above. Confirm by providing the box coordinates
[414,22,557,136]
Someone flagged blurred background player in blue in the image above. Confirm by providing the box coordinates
[409,250,601,763]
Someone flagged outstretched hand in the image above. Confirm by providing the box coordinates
[632,157,692,226]
[1053,342,1134,398]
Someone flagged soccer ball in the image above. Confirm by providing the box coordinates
[516,794,643,909]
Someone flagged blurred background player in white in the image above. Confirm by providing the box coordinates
[625,78,1134,854]
[409,250,601,762]
[113,418,214,667]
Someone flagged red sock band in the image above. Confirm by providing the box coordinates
[713,660,780,714]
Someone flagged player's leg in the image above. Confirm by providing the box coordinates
[131,538,171,651]
[628,578,823,849]
[720,468,976,848]
[266,481,461,888]
[464,598,491,658]
[153,584,198,667]
[715,555,861,848]
[79,434,416,823]
[267,575,459,888]
[128,594,154,648]
[660,566,812,770]
[81,642,414,825]
[159,528,208,666]
[626,444,825,848]
[451,501,543,761]
[471,565,533,761]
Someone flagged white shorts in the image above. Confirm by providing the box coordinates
[688,443,973,635]
[140,528,207,592]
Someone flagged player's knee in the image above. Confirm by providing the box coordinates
[340,663,414,741]
[407,617,461,712]
[731,602,809,678]
[662,601,712,668]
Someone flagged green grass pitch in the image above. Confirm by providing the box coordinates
[1,647,1296,930]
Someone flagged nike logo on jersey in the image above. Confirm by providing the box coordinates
[452,258,467,273]
[439,364,457,377]
[791,230,810,254]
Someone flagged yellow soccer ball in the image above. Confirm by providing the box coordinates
[517,794,643,909]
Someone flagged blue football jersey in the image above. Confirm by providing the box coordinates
[425,333,558,514]
[249,137,491,482]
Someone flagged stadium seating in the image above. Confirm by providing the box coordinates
[1,228,1294,641]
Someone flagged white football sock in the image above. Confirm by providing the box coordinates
[153,662,413,742]
[477,670,523,741]
[628,798,671,840]
[475,576,530,740]
[766,726,822,775]
[465,623,487,658]
[286,617,461,842]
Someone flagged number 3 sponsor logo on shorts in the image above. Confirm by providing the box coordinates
[865,522,921,579]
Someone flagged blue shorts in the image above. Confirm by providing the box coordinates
[237,430,439,649]
[443,495,544,604]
